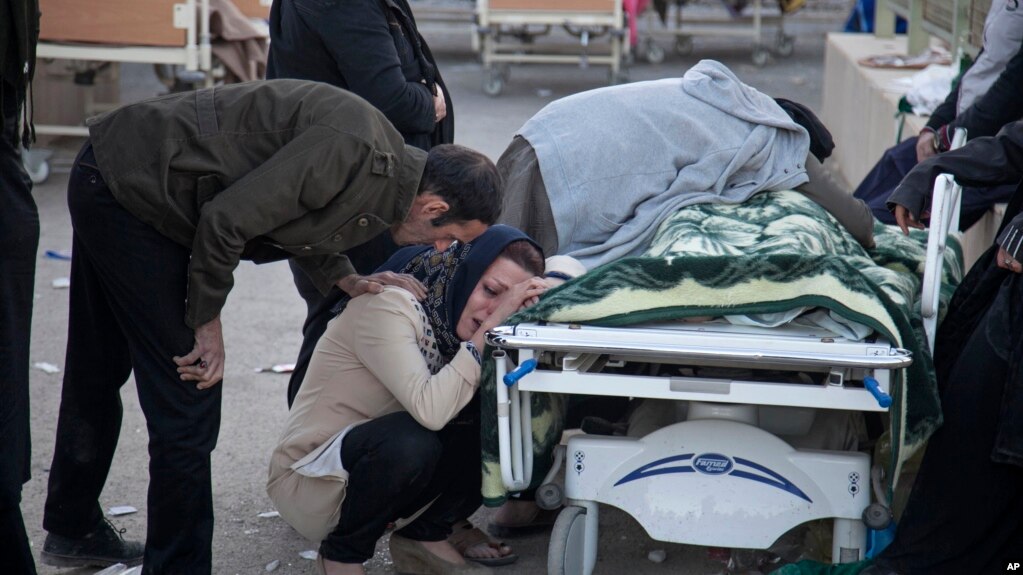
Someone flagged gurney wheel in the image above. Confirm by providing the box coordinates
[776,33,795,57]
[483,70,505,97]
[548,506,588,575]
[674,35,694,56]
[25,158,50,185]
[643,38,665,64]
[751,46,769,66]
[536,482,565,510]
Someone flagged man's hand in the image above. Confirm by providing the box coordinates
[337,272,427,300]
[996,212,1023,273]
[893,204,929,235]
[433,91,446,123]
[173,316,224,390]
[916,131,938,163]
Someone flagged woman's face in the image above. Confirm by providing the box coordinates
[455,257,534,340]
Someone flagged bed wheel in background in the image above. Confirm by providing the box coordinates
[21,147,51,185]
[483,65,510,97]
[776,33,795,57]
[643,38,665,64]
[484,69,504,97]
[674,35,694,56]
[751,45,769,66]
[608,68,630,85]
[548,506,588,575]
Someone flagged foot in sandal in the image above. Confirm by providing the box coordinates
[487,500,559,539]
[447,520,518,566]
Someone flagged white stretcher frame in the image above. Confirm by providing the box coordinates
[485,161,964,566]
[920,127,967,352]
[34,0,213,138]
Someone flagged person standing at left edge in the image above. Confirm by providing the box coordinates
[0,0,40,572]
[39,80,501,574]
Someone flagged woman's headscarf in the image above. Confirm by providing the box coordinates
[334,225,540,361]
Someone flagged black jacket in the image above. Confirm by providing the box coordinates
[891,120,1023,466]
[889,120,1023,218]
[0,0,39,145]
[266,0,453,151]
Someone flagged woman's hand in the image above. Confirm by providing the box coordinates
[469,277,548,350]
[433,87,447,124]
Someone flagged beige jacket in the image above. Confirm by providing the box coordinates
[266,287,481,542]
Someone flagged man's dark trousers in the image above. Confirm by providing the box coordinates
[43,143,222,574]
[0,77,40,575]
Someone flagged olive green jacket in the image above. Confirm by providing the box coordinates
[87,79,427,329]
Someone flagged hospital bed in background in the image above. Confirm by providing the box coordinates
[485,148,964,573]
[475,0,630,96]
[25,0,270,183]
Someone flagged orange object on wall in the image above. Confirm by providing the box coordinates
[39,0,186,46]
[231,0,270,20]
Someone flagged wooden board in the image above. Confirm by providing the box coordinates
[39,0,185,47]
[487,0,616,12]
[231,0,271,20]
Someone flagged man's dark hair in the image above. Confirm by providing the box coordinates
[418,144,502,226]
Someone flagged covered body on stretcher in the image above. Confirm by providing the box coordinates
[482,168,965,573]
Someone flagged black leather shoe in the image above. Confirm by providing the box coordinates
[40,519,144,568]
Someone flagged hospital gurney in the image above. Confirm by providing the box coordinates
[639,0,794,66]
[486,169,963,573]
[475,0,630,96]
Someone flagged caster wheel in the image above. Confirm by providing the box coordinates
[644,38,665,64]
[548,506,588,575]
[25,159,50,185]
[862,503,894,530]
[675,35,693,56]
[535,483,564,510]
[483,71,504,97]
[751,46,769,66]
[776,34,795,57]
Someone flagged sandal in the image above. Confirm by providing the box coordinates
[486,506,560,539]
[447,521,518,567]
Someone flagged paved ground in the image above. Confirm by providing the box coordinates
[20,8,851,574]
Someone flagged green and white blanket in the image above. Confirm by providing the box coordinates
[481,190,963,506]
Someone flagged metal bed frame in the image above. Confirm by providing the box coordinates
[485,163,964,573]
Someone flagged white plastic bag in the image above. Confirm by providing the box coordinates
[902,64,957,116]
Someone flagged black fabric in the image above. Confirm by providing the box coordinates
[44,143,222,574]
[0,77,39,575]
[267,0,452,151]
[320,411,482,563]
[774,98,834,162]
[0,0,39,146]
[853,136,1017,230]
[876,310,1023,573]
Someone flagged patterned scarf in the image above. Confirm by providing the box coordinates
[365,225,539,362]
